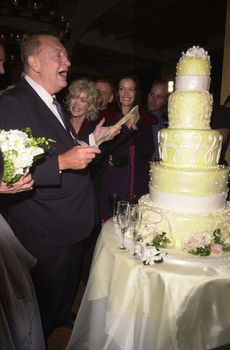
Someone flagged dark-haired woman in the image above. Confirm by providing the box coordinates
[98,75,157,222]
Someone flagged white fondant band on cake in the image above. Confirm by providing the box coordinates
[149,187,227,213]
[175,75,210,91]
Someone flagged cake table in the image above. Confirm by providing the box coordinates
[66,220,230,350]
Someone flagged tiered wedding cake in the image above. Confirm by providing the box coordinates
[139,46,230,256]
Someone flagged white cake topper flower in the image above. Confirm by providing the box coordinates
[181,46,210,61]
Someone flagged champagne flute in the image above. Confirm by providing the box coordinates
[129,204,139,256]
[117,200,129,252]
[129,193,137,205]
[109,191,120,222]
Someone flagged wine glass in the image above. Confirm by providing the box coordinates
[117,200,129,252]
[129,193,137,205]
[129,204,140,256]
[109,191,120,222]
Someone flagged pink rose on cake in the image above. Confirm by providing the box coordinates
[182,232,213,256]
[182,236,197,250]
[211,244,223,255]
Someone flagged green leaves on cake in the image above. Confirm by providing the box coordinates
[213,229,230,253]
[182,229,230,256]
[144,232,171,250]
[150,232,171,250]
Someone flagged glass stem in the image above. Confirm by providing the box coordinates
[121,228,125,248]
[112,206,116,221]
[133,228,137,255]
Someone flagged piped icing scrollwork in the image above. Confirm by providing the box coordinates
[159,129,222,168]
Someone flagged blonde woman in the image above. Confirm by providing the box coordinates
[66,78,102,140]
[66,78,120,284]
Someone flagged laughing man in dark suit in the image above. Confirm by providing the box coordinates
[0,33,107,340]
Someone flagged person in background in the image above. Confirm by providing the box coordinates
[147,79,168,160]
[211,97,230,165]
[224,95,230,109]
[65,77,118,195]
[65,78,104,284]
[95,77,114,111]
[98,74,157,222]
[0,33,114,342]
[0,41,18,95]
[0,41,5,75]
[66,78,102,138]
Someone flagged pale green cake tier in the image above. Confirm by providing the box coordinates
[176,55,211,76]
[159,128,222,168]
[138,195,230,251]
[149,162,229,197]
[168,90,213,129]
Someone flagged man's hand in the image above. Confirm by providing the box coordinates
[93,118,120,143]
[0,173,34,194]
[58,145,101,171]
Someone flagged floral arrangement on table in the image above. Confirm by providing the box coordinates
[137,231,170,265]
[139,231,171,250]
[136,206,173,249]
[182,229,230,256]
[0,128,54,184]
[136,225,171,265]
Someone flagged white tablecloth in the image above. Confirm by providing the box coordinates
[67,219,230,350]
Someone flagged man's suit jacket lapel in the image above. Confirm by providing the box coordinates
[21,79,76,149]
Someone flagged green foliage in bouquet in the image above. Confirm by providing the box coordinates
[23,128,54,150]
[3,153,21,184]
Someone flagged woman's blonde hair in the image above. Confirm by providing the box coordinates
[65,79,102,120]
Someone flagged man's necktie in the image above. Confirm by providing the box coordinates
[52,98,87,146]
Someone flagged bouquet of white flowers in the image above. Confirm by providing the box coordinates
[0,128,54,184]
